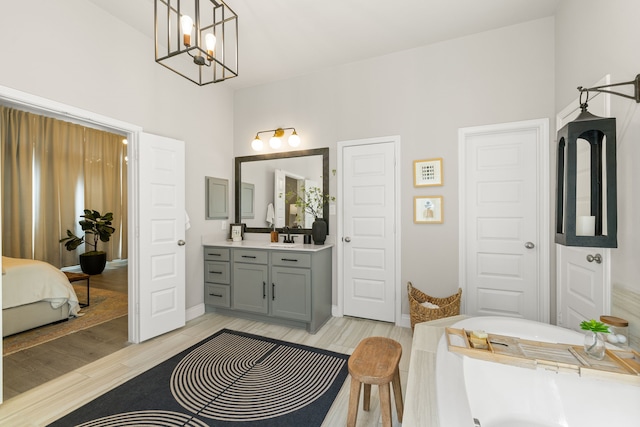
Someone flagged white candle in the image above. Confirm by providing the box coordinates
[576,215,595,236]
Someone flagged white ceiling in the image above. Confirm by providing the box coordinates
[88,0,560,89]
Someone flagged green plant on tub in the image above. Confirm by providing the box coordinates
[579,319,610,334]
[580,319,610,359]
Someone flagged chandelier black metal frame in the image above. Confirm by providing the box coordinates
[154,0,238,86]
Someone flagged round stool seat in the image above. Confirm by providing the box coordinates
[347,337,403,427]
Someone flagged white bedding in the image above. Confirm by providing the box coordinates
[2,256,80,316]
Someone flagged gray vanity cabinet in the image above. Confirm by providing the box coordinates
[233,249,269,314]
[203,247,231,308]
[203,244,332,334]
[271,252,312,322]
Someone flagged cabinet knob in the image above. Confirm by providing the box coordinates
[177,240,186,246]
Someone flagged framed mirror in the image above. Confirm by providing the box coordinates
[234,148,329,234]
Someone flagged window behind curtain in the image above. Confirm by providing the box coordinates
[0,106,128,268]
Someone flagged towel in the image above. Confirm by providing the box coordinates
[266,203,275,227]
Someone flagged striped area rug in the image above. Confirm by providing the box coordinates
[48,329,349,427]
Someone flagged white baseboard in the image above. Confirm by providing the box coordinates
[186,303,205,322]
[399,313,411,329]
[331,305,412,329]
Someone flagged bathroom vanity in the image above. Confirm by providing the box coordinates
[203,241,332,333]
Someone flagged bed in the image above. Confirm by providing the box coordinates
[2,256,80,337]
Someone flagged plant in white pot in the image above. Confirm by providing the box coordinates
[60,209,116,275]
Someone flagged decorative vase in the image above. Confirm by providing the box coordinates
[311,218,327,245]
[584,331,606,360]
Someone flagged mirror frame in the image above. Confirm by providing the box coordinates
[235,147,330,234]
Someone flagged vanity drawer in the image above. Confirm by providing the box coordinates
[271,251,311,268]
[205,284,230,308]
[233,249,268,265]
[205,261,230,284]
[204,247,230,261]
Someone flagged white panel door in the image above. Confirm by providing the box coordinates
[138,133,186,342]
[461,120,547,321]
[342,141,396,322]
[557,246,608,330]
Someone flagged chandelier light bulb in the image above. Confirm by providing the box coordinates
[288,130,301,147]
[180,15,193,46]
[251,136,263,151]
[205,33,216,58]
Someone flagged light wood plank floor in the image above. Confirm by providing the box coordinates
[0,313,413,426]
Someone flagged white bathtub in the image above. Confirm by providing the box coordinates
[435,316,640,427]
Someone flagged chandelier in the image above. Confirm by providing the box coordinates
[154,0,238,86]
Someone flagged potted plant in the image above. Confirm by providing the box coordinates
[580,319,610,360]
[289,186,334,244]
[60,209,116,275]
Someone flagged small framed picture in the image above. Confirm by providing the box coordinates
[414,158,443,187]
[414,196,443,224]
[229,223,245,241]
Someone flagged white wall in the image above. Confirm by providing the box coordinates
[555,0,640,296]
[0,0,235,311]
[234,18,556,316]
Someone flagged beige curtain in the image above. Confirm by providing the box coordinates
[33,118,85,267]
[1,106,128,267]
[1,107,34,258]
[83,127,128,261]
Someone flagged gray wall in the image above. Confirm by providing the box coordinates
[233,18,556,316]
[0,0,235,311]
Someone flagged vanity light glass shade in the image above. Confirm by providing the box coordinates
[288,130,301,147]
[269,136,282,149]
[251,136,263,151]
[555,108,617,248]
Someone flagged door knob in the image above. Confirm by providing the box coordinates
[586,253,602,264]
[524,242,535,249]
[344,237,351,242]
[177,240,186,246]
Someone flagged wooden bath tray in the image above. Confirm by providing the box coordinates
[445,327,640,386]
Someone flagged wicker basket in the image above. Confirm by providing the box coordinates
[407,282,462,330]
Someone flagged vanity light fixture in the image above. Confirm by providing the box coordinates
[154,0,238,86]
[251,128,301,151]
[555,74,640,248]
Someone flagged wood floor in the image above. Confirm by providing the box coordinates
[2,264,129,400]
[0,310,413,426]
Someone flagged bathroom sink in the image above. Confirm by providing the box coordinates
[268,243,300,248]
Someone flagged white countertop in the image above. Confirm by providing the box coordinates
[202,239,333,253]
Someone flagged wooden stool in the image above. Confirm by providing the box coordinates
[64,271,91,307]
[347,337,404,427]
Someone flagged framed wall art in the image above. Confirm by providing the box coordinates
[413,158,443,187]
[414,196,443,224]
[229,223,245,241]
